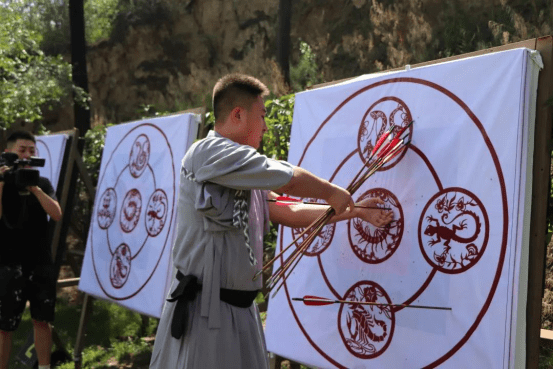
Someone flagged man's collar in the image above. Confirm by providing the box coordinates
[207,130,221,138]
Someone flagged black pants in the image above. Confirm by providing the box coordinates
[0,264,57,331]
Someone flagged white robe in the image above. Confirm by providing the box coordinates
[150,131,294,368]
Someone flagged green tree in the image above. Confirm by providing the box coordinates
[261,94,294,161]
[0,3,76,128]
[85,0,120,43]
[290,41,323,92]
[4,0,123,53]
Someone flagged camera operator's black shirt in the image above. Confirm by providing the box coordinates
[0,176,57,267]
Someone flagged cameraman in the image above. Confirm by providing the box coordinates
[0,131,61,369]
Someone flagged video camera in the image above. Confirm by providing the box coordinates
[0,152,45,188]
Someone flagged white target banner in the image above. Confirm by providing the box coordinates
[265,48,541,368]
[36,133,69,191]
[79,113,200,318]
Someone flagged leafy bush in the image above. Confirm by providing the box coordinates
[82,123,111,184]
[261,94,294,160]
[8,0,134,51]
[5,295,157,369]
[54,298,155,369]
[86,0,120,43]
[290,40,323,92]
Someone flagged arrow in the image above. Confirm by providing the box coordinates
[263,122,414,295]
[293,295,452,311]
[268,196,391,210]
[370,124,396,156]
[252,210,329,281]
[254,196,395,282]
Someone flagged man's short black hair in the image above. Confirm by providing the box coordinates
[7,130,36,145]
[212,74,269,123]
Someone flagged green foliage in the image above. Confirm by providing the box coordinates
[85,0,120,43]
[6,0,129,51]
[540,346,553,369]
[90,299,150,340]
[5,0,70,54]
[0,3,76,128]
[204,111,215,132]
[6,296,156,368]
[54,337,152,369]
[261,94,294,161]
[83,123,111,183]
[54,299,156,368]
[136,89,210,120]
[259,93,295,290]
[70,298,156,347]
[105,0,176,45]
[290,41,323,92]
[438,5,496,57]
[263,219,279,252]
[71,123,108,240]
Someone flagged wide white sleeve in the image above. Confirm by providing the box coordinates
[189,136,294,190]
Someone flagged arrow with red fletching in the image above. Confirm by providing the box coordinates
[293,295,451,311]
[394,120,414,138]
[370,124,396,156]
[259,121,414,295]
[269,196,391,210]
[373,121,413,159]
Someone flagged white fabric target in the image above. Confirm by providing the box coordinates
[265,48,541,368]
[35,133,68,191]
[79,113,200,318]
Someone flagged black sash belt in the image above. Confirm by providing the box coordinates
[168,271,258,339]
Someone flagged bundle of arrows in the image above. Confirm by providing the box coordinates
[254,121,413,300]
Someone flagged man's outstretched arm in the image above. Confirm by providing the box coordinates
[270,165,393,228]
[268,190,393,228]
[273,166,354,216]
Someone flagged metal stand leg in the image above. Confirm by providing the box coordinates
[73,294,94,369]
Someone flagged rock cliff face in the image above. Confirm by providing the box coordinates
[77,0,552,125]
